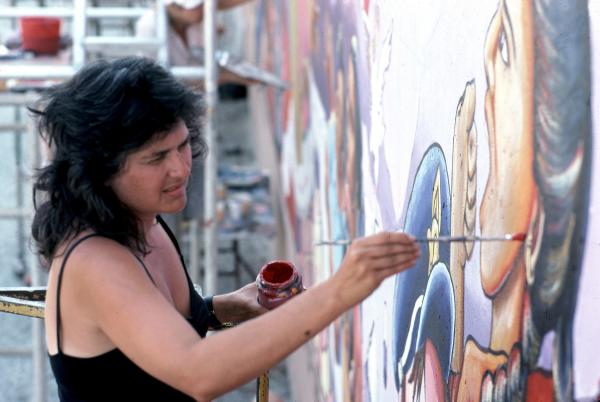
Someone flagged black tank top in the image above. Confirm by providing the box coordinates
[49,216,209,401]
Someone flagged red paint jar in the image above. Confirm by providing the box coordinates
[20,17,61,55]
[256,260,303,310]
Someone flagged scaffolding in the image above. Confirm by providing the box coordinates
[0,1,286,399]
[0,2,202,401]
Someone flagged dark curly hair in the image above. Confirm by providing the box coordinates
[30,57,206,262]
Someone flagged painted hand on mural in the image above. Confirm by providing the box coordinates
[446,80,478,391]
[450,81,477,269]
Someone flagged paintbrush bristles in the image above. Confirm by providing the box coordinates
[314,232,527,246]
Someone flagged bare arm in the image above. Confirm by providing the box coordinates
[168,0,255,27]
[211,281,267,324]
[216,0,255,11]
[78,232,419,401]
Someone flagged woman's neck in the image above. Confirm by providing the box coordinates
[139,214,158,235]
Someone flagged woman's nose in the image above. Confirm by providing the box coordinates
[167,150,191,177]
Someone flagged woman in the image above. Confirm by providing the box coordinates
[32,57,420,401]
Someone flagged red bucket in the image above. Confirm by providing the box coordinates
[20,17,61,55]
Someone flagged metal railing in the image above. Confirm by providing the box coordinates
[0,286,271,402]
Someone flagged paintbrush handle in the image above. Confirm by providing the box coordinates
[314,233,524,246]
[313,240,352,246]
[415,235,516,242]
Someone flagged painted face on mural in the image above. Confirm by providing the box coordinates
[334,65,357,239]
[343,54,359,239]
[479,0,536,297]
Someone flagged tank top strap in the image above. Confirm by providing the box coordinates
[155,216,186,267]
[55,234,101,353]
[155,215,191,284]
[55,234,156,353]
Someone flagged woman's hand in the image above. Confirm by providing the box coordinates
[212,282,268,324]
[331,232,420,309]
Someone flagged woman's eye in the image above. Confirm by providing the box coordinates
[178,140,190,151]
[147,155,164,165]
[498,27,509,65]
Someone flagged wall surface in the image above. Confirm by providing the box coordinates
[249,0,600,400]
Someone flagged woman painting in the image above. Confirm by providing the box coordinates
[33,57,420,401]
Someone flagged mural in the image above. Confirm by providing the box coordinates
[250,0,599,400]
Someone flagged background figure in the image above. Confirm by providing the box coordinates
[136,0,255,83]
[319,26,365,401]
[524,0,591,398]
[391,145,455,400]
[460,0,591,400]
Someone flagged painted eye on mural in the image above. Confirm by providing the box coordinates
[498,27,509,65]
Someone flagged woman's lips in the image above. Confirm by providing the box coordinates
[163,181,187,197]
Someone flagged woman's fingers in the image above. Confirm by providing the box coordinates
[352,231,415,247]
[347,233,420,264]
[370,250,420,270]
[332,231,422,305]
[373,254,421,280]
[353,241,420,260]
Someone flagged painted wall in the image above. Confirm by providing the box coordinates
[249,0,600,400]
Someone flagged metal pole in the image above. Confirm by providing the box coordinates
[72,0,86,69]
[155,0,169,66]
[203,0,218,296]
[188,219,200,283]
[14,106,27,283]
[27,107,45,402]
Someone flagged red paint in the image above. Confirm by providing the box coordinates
[511,232,527,241]
[257,260,303,310]
[262,262,294,284]
[525,369,554,402]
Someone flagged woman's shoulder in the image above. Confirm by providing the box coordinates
[51,232,141,281]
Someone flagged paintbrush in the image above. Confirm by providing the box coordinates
[314,232,526,246]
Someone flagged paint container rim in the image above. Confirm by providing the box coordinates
[256,260,303,310]
[258,260,298,288]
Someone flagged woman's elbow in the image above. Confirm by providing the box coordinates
[189,382,220,402]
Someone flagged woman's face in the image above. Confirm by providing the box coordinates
[109,120,192,223]
[479,0,537,296]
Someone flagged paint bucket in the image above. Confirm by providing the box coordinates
[256,260,303,310]
[20,17,61,55]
